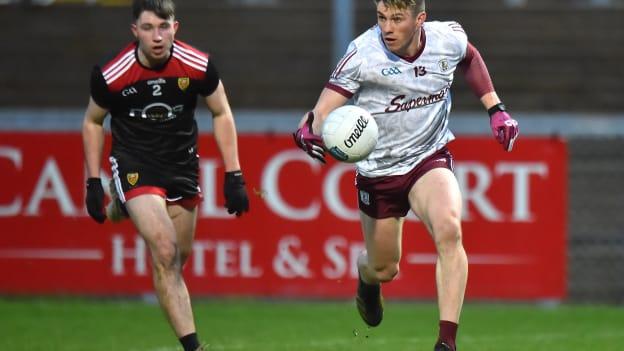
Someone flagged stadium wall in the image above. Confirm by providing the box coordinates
[1,1,623,111]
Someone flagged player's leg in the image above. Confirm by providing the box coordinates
[166,202,202,350]
[167,203,197,265]
[356,212,403,326]
[358,212,404,283]
[408,167,467,351]
[124,195,197,340]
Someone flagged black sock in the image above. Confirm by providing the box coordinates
[358,273,380,300]
[179,332,201,351]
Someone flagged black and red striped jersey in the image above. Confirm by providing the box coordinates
[90,40,219,169]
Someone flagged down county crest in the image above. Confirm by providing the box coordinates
[126,172,139,186]
[178,77,190,91]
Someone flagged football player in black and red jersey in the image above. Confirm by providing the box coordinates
[81,1,248,350]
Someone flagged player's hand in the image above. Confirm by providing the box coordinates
[85,177,106,223]
[224,171,249,216]
[490,110,519,152]
[293,111,326,163]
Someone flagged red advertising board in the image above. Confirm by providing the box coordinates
[0,133,567,300]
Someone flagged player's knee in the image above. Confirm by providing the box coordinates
[433,215,462,254]
[373,263,399,283]
[152,239,179,272]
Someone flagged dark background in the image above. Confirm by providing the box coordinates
[1,0,623,111]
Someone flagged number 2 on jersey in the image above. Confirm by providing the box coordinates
[152,84,162,96]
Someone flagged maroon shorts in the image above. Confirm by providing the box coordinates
[356,147,454,219]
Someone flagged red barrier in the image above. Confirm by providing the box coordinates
[0,133,567,299]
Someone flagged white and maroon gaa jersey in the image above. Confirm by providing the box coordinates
[90,40,219,169]
[327,21,468,177]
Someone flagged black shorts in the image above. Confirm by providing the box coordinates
[355,147,454,219]
[109,154,201,207]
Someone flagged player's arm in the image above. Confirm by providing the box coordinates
[81,97,109,223]
[293,88,349,163]
[204,81,240,172]
[204,81,249,216]
[82,97,108,178]
[459,42,519,151]
[199,59,241,172]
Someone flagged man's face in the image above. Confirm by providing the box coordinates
[131,11,178,66]
[376,2,422,56]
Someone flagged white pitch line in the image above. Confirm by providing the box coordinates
[0,248,103,260]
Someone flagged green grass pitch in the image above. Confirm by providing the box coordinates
[1,298,622,351]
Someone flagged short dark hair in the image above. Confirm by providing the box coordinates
[132,0,175,21]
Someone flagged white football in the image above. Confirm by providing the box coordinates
[321,105,378,163]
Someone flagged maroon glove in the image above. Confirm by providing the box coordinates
[489,104,519,152]
[293,112,326,163]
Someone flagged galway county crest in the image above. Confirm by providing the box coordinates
[438,59,450,72]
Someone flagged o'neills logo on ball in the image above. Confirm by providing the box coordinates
[343,115,368,148]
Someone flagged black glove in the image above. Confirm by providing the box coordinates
[224,171,249,216]
[85,177,106,223]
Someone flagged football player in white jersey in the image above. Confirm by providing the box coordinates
[294,1,518,351]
